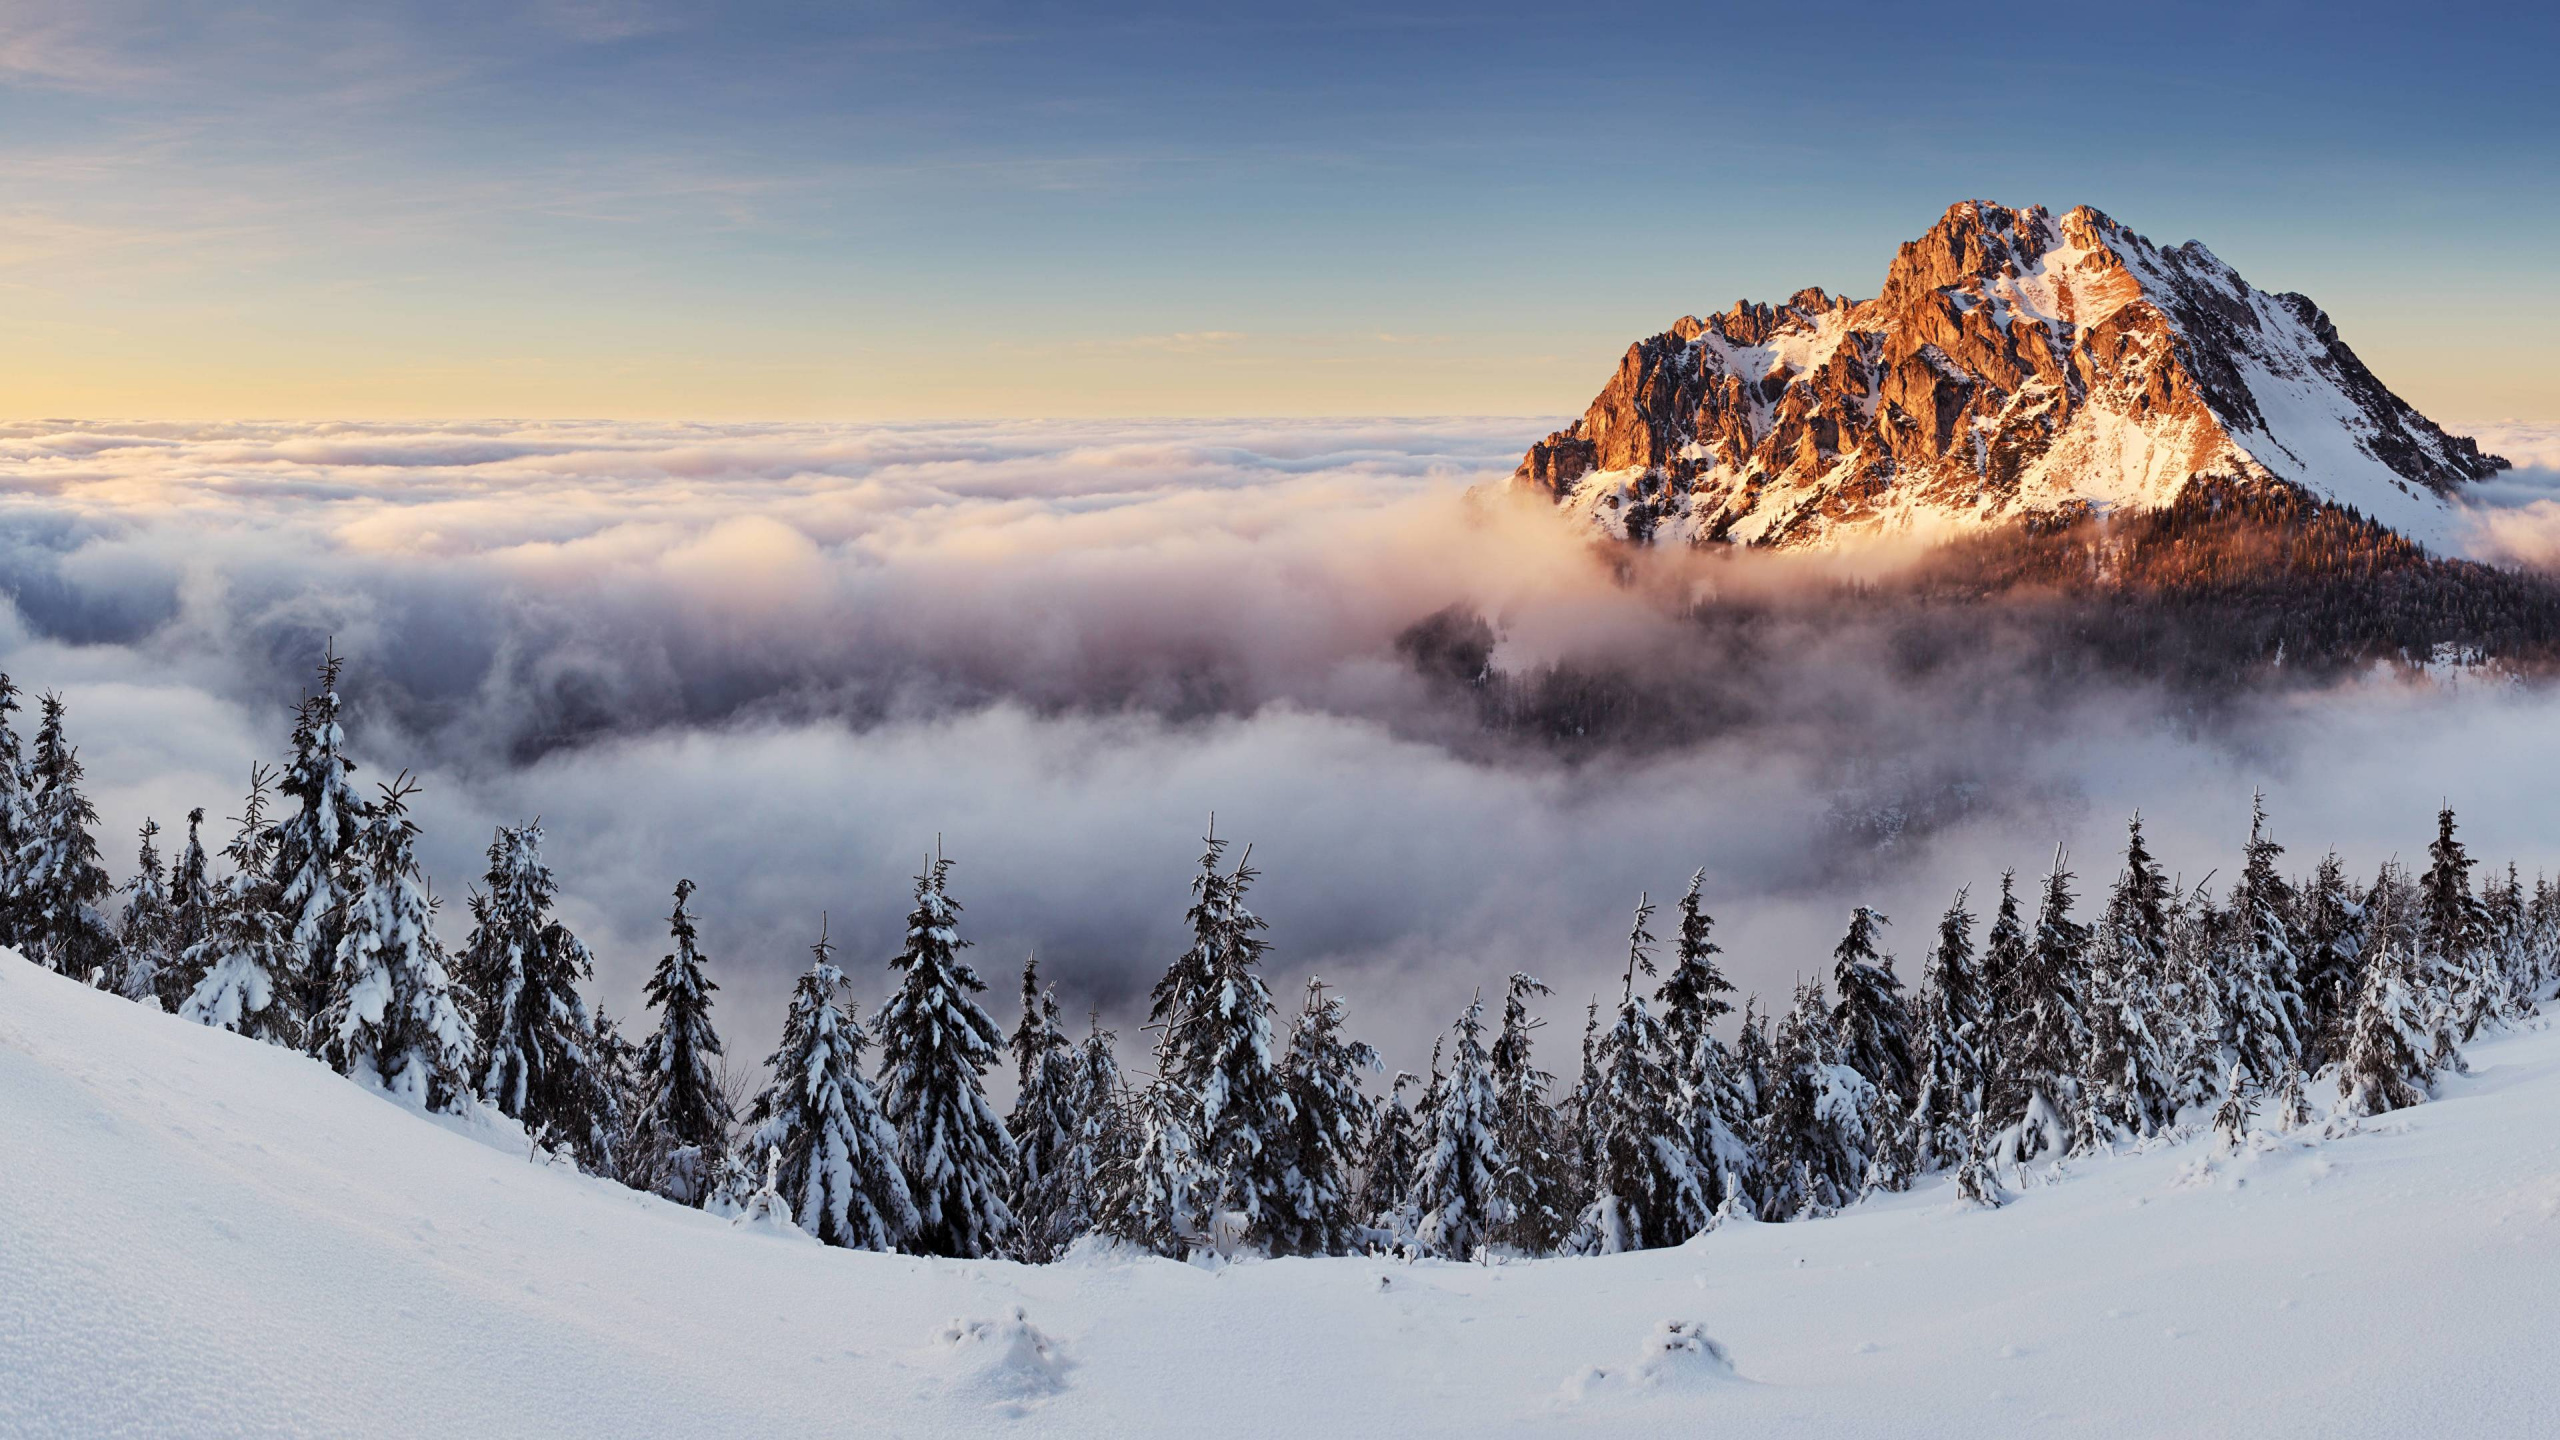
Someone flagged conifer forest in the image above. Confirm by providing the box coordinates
[19,647,2548,1266]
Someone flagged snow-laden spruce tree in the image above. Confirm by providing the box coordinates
[631,879,733,1206]
[1657,871,1754,1219]
[1730,996,1774,1123]
[2422,805,2507,1040]
[1276,977,1380,1255]
[1560,999,1603,1212]
[1976,869,2026,1085]
[1043,1014,1129,1249]
[2079,821,2186,1145]
[1487,972,1570,1253]
[2345,860,2464,1100]
[1761,977,1878,1219]
[591,1008,649,1183]
[1574,896,1705,1252]
[1412,992,1508,1259]
[2079,915,2178,1148]
[2481,863,2532,1023]
[2295,850,2365,1071]
[160,807,217,1011]
[1147,829,1294,1248]
[1096,1071,1204,1257]
[2336,934,2437,1118]
[1911,888,1987,1172]
[2522,875,2560,1006]
[112,819,177,1007]
[741,923,917,1251]
[1359,1070,1421,1238]
[181,769,297,1044]
[2211,796,2305,1097]
[1998,849,2091,1160]
[462,820,617,1172]
[320,777,475,1112]
[875,851,1016,1259]
[1829,906,1913,1185]
[270,649,368,1041]
[0,676,33,951]
[1006,955,1084,1260]
[16,693,115,981]
[1953,1111,2010,1210]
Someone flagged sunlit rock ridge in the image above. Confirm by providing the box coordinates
[1514,201,2508,552]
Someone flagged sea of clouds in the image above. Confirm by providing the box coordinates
[2,416,2557,1073]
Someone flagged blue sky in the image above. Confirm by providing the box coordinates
[1,0,2551,418]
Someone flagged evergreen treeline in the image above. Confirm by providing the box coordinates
[16,651,2557,1263]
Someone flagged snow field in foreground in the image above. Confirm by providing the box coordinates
[4,948,2558,1438]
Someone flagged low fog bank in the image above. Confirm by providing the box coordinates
[6,417,2560,1072]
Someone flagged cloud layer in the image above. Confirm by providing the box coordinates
[7,417,2560,1076]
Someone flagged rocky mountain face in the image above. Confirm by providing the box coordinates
[1515,202,2507,553]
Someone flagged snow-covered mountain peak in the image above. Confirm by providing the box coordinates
[1516,201,2508,553]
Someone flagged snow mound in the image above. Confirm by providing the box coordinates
[1559,1319,1739,1401]
[925,1307,1072,1411]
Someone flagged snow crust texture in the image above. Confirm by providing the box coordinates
[1516,201,2509,553]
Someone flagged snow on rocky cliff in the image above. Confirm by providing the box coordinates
[7,948,2560,1437]
[1515,201,2509,553]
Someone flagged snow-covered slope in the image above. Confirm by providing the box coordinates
[6,947,2559,1438]
[1516,201,2509,553]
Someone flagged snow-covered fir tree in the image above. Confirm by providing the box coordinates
[0,675,27,949]
[1761,976,1878,1219]
[269,648,368,1042]
[2524,875,2560,1005]
[1953,1110,2009,1209]
[591,1009,649,1183]
[1411,992,1508,1259]
[2295,850,2366,1070]
[1999,850,2091,1160]
[2421,806,2502,1040]
[1487,972,1569,1253]
[319,777,475,1113]
[741,923,917,1251]
[160,807,217,1011]
[180,769,296,1045]
[2077,818,2186,1145]
[1095,1072,1204,1257]
[632,879,732,1207]
[1730,996,1774,1126]
[1911,888,1987,1173]
[1976,869,2026,1089]
[2481,863,2530,1023]
[1276,977,1380,1256]
[1574,897,1705,1252]
[2208,795,2306,1104]
[1828,905,1913,1185]
[2079,914,2179,1148]
[1359,1070,1421,1237]
[1146,829,1294,1249]
[1048,1013,1129,1249]
[2336,936,2437,1118]
[111,818,177,1007]
[462,820,617,1172]
[1005,954,1085,1260]
[874,851,1016,1259]
[1562,998,1604,1213]
[2358,860,2464,1085]
[1656,871,1754,1218]
[16,693,114,981]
